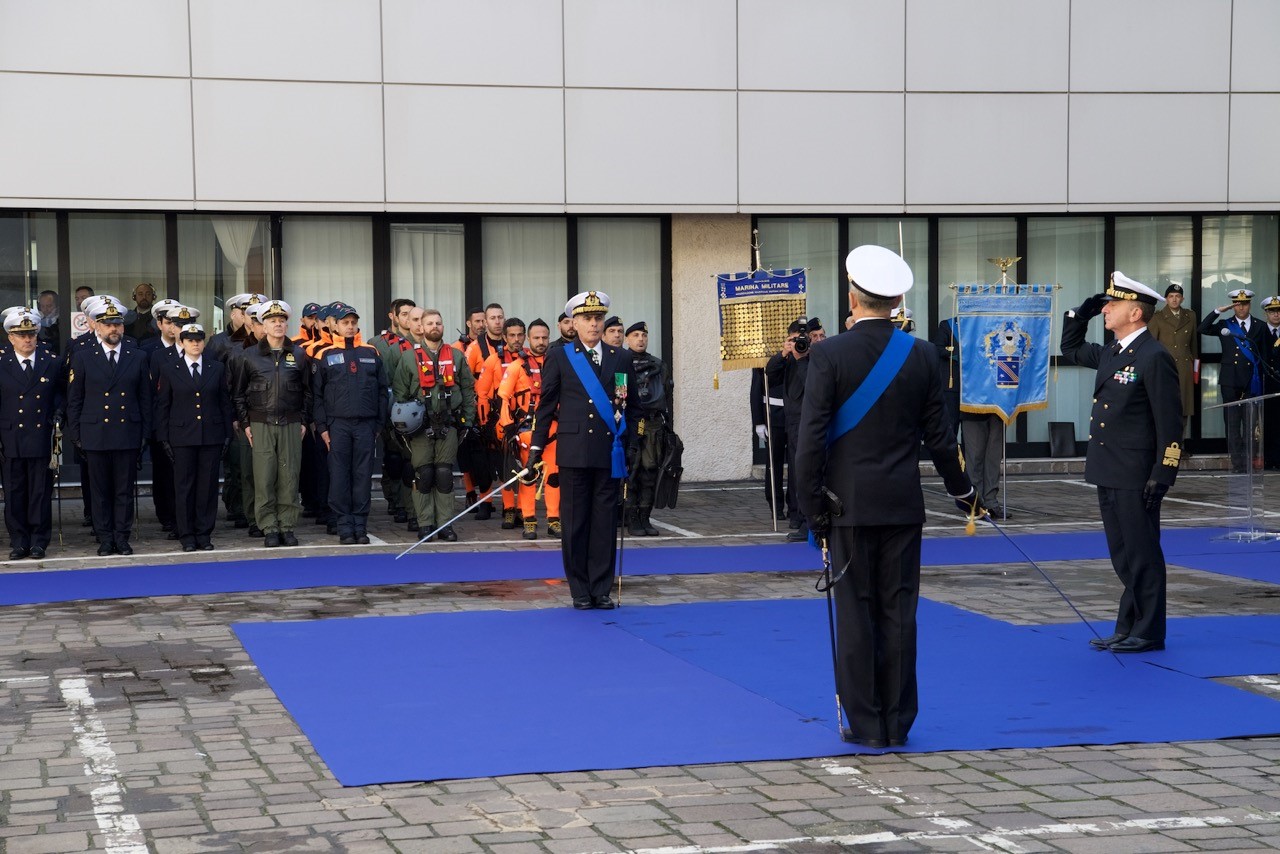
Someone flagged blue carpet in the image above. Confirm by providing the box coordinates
[234,598,1280,785]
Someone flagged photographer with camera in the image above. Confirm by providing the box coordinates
[766,316,825,541]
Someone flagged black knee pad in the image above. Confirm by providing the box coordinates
[434,466,453,495]
[545,472,560,489]
[415,465,435,493]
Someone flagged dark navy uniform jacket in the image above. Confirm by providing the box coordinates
[0,348,65,458]
[154,355,234,447]
[531,340,639,469]
[1198,310,1271,391]
[1061,315,1182,490]
[66,342,154,452]
[310,337,390,431]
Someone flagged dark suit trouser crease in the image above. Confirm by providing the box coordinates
[173,445,222,547]
[762,414,787,513]
[149,439,176,527]
[559,466,619,601]
[830,524,922,744]
[1221,385,1250,469]
[2,457,54,550]
[784,419,801,523]
[1097,485,1167,642]
[86,450,138,548]
[327,418,378,537]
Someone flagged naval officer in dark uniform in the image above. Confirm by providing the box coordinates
[0,311,65,559]
[528,290,639,610]
[1061,272,1183,653]
[794,246,979,749]
[67,299,154,556]
[1198,288,1270,473]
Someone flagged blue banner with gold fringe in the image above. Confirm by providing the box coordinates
[956,284,1054,424]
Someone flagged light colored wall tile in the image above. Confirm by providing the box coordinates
[1069,94,1228,205]
[0,74,192,201]
[0,0,189,77]
[738,0,904,91]
[566,90,737,206]
[1070,0,1232,92]
[907,0,1068,92]
[739,92,903,205]
[564,0,736,89]
[385,86,564,205]
[1231,0,1280,92]
[906,94,1067,205]
[190,0,381,81]
[1229,95,1280,203]
[192,80,383,203]
[382,0,562,86]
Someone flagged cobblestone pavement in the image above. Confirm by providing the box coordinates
[3,467,1280,853]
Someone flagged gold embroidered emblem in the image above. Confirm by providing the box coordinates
[1162,442,1181,468]
[68,368,75,384]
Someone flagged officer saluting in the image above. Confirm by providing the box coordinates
[1061,272,1182,652]
[0,310,65,559]
[528,291,639,610]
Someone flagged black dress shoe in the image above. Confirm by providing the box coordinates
[1089,633,1127,649]
[263,532,281,548]
[593,595,616,610]
[340,535,357,545]
[1108,636,1164,653]
[572,597,593,610]
[200,543,215,551]
[437,526,458,542]
[839,728,887,748]
[888,736,908,747]
[232,517,249,528]
[356,534,370,545]
[475,503,493,521]
[117,543,133,556]
[97,543,114,556]
[29,547,45,559]
[183,544,197,553]
[407,519,420,532]
[167,531,179,540]
[788,518,801,530]
[9,547,29,560]
[282,532,299,547]
[393,511,408,523]
[785,527,809,542]
[248,526,263,538]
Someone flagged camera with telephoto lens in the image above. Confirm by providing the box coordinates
[792,318,811,354]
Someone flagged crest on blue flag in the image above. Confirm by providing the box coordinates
[955,284,1054,424]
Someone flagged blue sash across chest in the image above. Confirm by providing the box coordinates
[565,347,629,477]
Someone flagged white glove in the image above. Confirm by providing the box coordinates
[754,424,767,442]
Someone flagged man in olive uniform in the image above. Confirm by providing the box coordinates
[232,300,312,548]
[1147,282,1198,440]
[624,321,673,537]
[1198,288,1270,472]
[393,308,476,542]
[373,299,417,523]
[209,292,265,529]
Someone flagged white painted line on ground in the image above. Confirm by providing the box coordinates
[1241,675,1280,693]
[59,677,150,854]
[5,664,260,688]
[814,759,907,805]
[648,519,703,538]
[365,533,389,546]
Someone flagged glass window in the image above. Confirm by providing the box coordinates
[849,218,930,337]
[0,213,60,349]
[178,215,273,335]
[757,218,838,340]
[390,223,466,339]
[1115,215,1195,346]
[482,217,567,326]
[1200,214,1279,357]
[281,216,373,340]
[69,212,167,334]
[578,218,663,357]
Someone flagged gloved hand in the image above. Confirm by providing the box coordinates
[808,510,831,540]
[1075,293,1107,320]
[754,424,767,443]
[954,488,988,519]
[1142,479,1168,511]
[522,449,543,484]
[162,441,175,463]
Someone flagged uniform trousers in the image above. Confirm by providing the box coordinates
[173,445,222,548]
[1097,485,1167,642]
[830,524,923,744]
[558,466,619,601]
[1265,394,1280,469]
[2,456,54,550]
[221,433,244,521]
[761,409,787,518]
[250,422,302,534]
[327,417,379,537]
[626,419,665,514]
[961,415,1004,508]
[149,439,176,528]
[74,445,93,523]
[379,427,406,514]
[299,428,320,513]
[234,428,256,525]
[85,449,139,549]
[408,428,459,531]
[784,419,802,524]
[1221,385,1251,471]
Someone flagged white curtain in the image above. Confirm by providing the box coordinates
[282,217,373,338]
[68,213,166,299]
[482,218,567,325]
[391,223,465,336]
[212,216,263,296]
[757,218,838,343]
[577,218,663,357]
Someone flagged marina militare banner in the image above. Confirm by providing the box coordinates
[955,284,1054,424]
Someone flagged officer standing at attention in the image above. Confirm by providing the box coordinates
[0,311,65,559]
[392,308,476,542]
[146,302,198,538]
[623,321,673,537]
[527,291,639,610]
[312,304,389,545]
[602,316,625,349]
[67,299,154,556]
[232,300,311,548]
[550,312,577,349]
[794,246,977,749]
[1147,283,1198,441]
[1061,273,1182,653]
[1198,288,1269,472]
[1262,296,1280,470]
[154,323,233,552]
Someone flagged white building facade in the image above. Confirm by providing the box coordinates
[1,0,1277,479]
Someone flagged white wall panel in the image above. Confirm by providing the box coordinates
[0,74,191,202]
[905,94,1066,206]
[737,0,904,91]
[1232,0,1280,92]
[1069,95,1228,205]
[907,0,1068,92]
[566,90,737,206]
[0,0,188,77]
[382,0,562,86]
[564,0,736,89]
[1070,0,1231,92]
[739,92,903,205]
[192,80,383,203]
[385,86,564,205]
[1229,95,1280,203]
[190,0,381,82]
